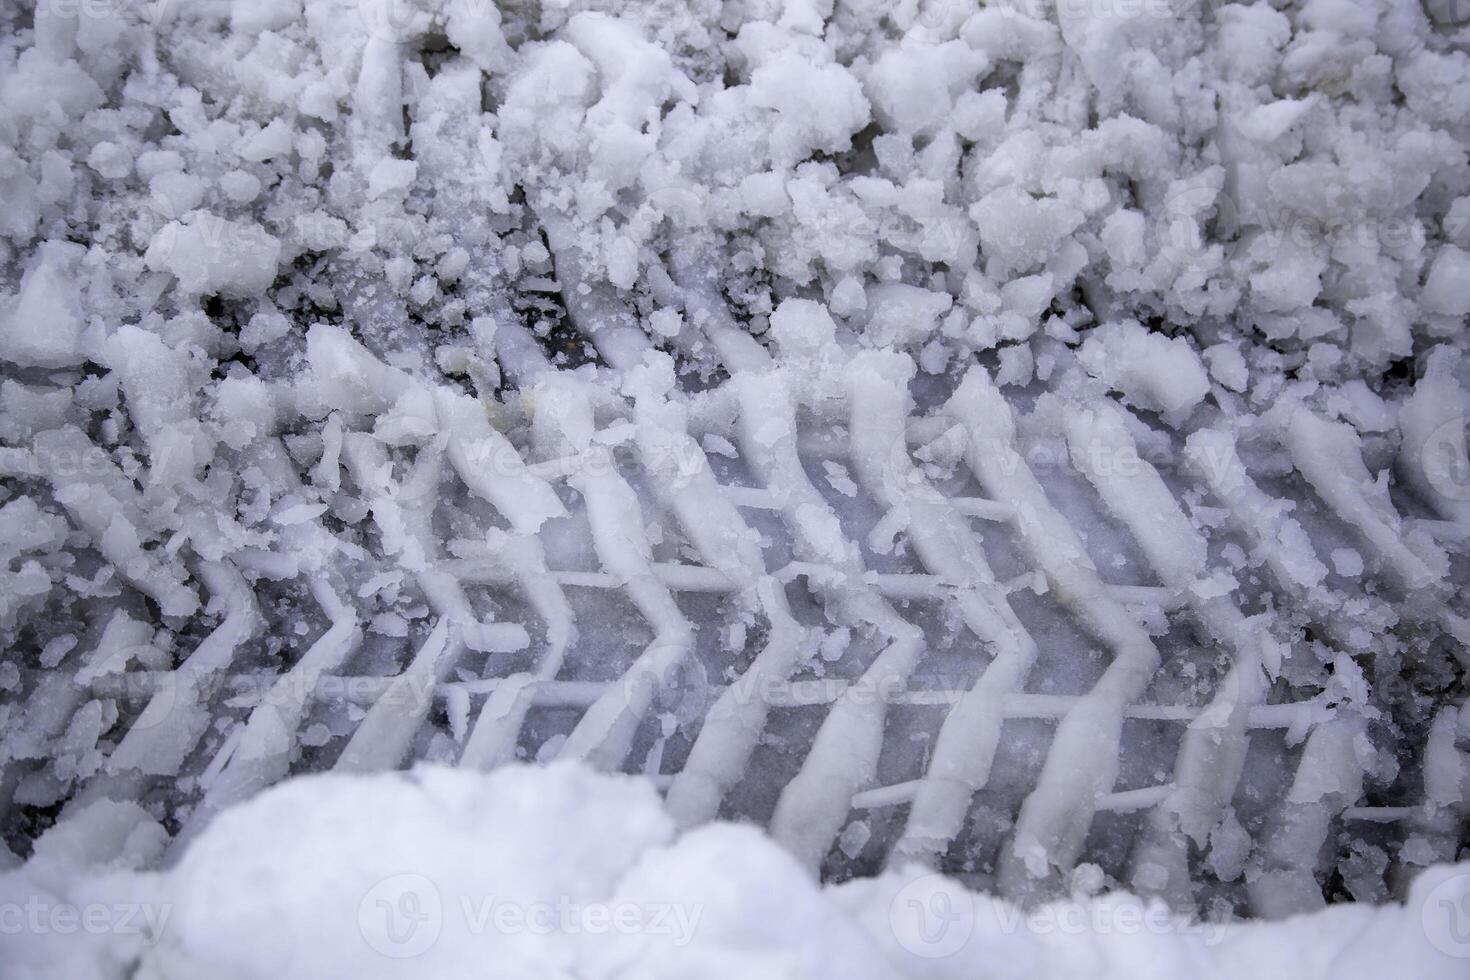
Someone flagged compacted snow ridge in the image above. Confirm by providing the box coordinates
[0,0,1468,975]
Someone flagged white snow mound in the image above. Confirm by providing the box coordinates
[5,764,1464,980]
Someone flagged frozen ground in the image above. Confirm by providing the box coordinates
[1,0,1469,975]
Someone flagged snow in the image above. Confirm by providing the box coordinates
[1077,320,1210,423]
[1,241,88,369]
[1331,548,1365,578]
[2,0,1469,974]
[143,213,282,298]
[367,158,418,201]
[862,40,986,137]
[970,187,1086,275]
[1423,246,1470,317]
[1203,343,1249,393]
[747,55,870,166]
[4,764,1466,980]
[862,283,954,348]
[231,0,302,35]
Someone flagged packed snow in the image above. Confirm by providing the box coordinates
[1,0,1469,976]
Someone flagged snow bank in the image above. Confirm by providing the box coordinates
[3,765,1465,980]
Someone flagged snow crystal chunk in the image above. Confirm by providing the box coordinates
[769,298,837,359]
[1078,321,1210,423]
[304,324,411,417]
[39,634,76,669]
[952,89,1007,143]
[748,54,870,165]
[836,818,871,859]
[860,283,952,348]
[370,612,408,637]
[76,610,153,685]
[437,248,470,282]
[135,150,184,181]
[231,0,301,34]
[1445,197,1470,247]
[240,305,291,352]
[367,158,418,200]
[1000,273,1054,326]
[149,171,206,219]
[1203,344,1248,392]
[144,212,281,298]
[445,0,511,71]
[823,460,857,497]
[1397,347,1470,522]
[1331,548,1364,578]
[649,308,682,338]
[563,12,696,126]
[374,387,439,446]
[738,171,788,217]
[211,375,277,450]
[1207,809,1252,882]
[462,622,531,654]
[218,170,262,203]
[1422,246,1470,317]
[104,325,213,482]
[85,141,131,180]
[829,276,866,317]
[238,120,295,163]
[605,236,638,289]
[1238,97,1315,143]
[970,187,1084,273]
[1248,241,1326,312]
[864,40,983,136]
[996,344,1034,387]
[1101,209,1148,269]
[274,502,328,526]
[1300,0,1378,36]
[299,722,332,748]
[0,240,88,369]
[296,210,349,251]
[1331,380,1393,434]
[701,433,737,458]
[500,41,597,163]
